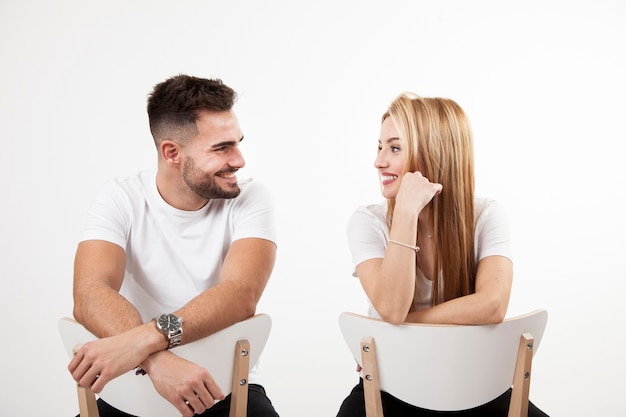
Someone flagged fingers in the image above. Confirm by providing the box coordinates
[69,350,94,386]
[203,376,225,402]
[168,373,224,417]
[181,394,205,417]
[193,379,225,411]
[72,361,107,393]
[409,171,442,188]
[397,171,443,212]
[68,346,109,393]
[178,387,222,417]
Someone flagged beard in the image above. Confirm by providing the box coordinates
[182,157,241,200]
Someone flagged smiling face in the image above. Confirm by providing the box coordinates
[181,109,245,200]
[375,116,406,199]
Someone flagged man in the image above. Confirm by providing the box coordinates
[68,74,279,417]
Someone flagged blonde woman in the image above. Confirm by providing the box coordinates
[336,94,548,416]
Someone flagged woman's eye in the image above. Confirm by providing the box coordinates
[391,146,401,153]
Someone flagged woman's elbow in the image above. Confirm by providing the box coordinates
[376,306,409,325]
[488,309,506,324]
[484,297,508,324]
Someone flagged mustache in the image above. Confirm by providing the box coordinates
[215,168,238,176]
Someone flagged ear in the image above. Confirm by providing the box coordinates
[159,140,181,166]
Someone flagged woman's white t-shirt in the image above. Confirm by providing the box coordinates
[346,197,512,318]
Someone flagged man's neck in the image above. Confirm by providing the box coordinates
[155,168,209,211]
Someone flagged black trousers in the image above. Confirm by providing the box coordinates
[336,379,549,417]
[79,384,279,417]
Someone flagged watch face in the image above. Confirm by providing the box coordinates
[158,314,180,332]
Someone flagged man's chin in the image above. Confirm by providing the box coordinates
[216,185,241,199]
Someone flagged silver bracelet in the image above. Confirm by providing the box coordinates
[388,239,420,253]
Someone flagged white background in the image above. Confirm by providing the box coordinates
[1,1,625,416]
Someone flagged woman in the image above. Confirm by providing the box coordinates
[336,93,548,416]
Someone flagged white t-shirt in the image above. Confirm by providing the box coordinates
[346,197,511,318]
[80,170,276,383]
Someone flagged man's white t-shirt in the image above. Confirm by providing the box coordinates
[346,197,512,318]
[80,170,277,383]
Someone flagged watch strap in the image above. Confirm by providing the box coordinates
[167,328,182,349]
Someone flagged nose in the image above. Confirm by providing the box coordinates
[230,147,245,169]
[374,151,388,169]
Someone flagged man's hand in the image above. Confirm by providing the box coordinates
[68,323,164,393]
[69,335,148,393]
[143,351,225,417]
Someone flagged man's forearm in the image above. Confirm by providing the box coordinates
[73,281,144,338]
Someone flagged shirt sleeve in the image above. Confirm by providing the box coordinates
[346,205,388,273]
[230,180,277,245]
[80,179,132,250]
[475,199,513,263]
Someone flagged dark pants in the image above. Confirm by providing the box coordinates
[336,379,549,417]
[80,384,279,417]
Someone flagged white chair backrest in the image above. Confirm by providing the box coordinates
[338,309,548,411]
[59,314,272,417]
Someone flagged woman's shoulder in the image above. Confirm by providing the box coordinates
[347,202,388,236]
[351,201,387,222]
[475,197,508,221]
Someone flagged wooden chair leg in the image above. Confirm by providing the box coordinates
[76,384,100,417]
[229,339,250,417]
[508,333,534,417]
[361,337,383,417]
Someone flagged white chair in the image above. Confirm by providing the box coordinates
[59,314,272,417]
[338,309,548,417]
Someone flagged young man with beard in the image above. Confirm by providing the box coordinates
[68,74,279,417]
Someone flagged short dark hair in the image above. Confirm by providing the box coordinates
[147,74,237,144]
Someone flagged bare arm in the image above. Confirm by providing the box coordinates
[73,236,276,342]
[138,237,275,415]
[158,237,276,344]
[72,240,144,335]
[69,237,276,416]
[355,248,415,325]
[69,240,167,392]
[405,255,513,325]
[357,172,442,324]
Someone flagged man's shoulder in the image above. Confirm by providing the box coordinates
[102,170,153,195]
[103,169,152,189]
[91,170,156,211]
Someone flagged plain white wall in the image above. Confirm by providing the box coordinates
[1,1,625,416]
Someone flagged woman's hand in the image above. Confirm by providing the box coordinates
[395,171,442,215]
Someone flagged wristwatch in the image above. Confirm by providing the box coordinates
[155,313,183,349]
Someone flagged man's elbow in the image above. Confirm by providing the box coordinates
[72,303,87,325]
[239,291,260,319]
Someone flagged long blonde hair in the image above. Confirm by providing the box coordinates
[384,93,476,304]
